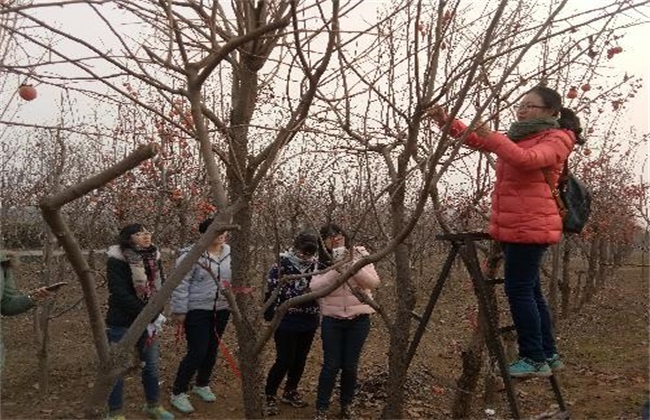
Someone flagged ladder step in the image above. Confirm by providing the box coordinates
[435,231,491,241]
[499,325,516,334]
[485,277,505,285]
[410,311,423,321]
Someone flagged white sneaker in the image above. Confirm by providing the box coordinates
[192,385,217,402]
[170,392,195,414]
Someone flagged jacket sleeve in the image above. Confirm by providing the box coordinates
[265,264,280,302]
[478,131,572,170]
[446,119,573,170]
[107,258,146,318]
[310,271,337,293]
[170,254,195,315]
[1,266,34,316]
[445,118,486,149]
[349,247,381,290]
[158,259,166,285]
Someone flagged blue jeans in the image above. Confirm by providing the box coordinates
[107,325,160,412]
[172,309,230,395]
[503,243,557,362]
[316,315,370,411]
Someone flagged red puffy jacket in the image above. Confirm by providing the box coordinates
[447,119,575,244]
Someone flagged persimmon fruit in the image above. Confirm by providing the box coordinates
[18,84,37,101]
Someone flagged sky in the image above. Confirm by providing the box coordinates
[2,1,649,175]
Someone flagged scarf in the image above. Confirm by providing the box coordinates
[122,245,161,301]
[283,250,316,274]
[507,117,559,142]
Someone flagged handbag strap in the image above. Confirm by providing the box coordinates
[542,160,569,217]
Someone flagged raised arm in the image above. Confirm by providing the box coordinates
[476,129,574,170]
[349,247,380,290]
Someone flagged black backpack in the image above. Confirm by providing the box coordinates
[543,161,592,234]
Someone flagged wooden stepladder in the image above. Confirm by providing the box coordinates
[407,232,568,419]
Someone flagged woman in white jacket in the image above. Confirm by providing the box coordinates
[311,223,380,420]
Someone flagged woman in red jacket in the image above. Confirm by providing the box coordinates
[428,85,584,377]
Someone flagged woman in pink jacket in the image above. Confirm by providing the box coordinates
[311,223,380,420]
[428,85,584,378]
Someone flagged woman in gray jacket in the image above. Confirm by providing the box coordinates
[169,218,231,414]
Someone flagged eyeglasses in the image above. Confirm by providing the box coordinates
[517,103,548,111]
[134,230,152,237]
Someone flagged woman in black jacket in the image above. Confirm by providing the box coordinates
[105,224,173,420]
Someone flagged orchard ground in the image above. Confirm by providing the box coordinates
[1,254,648,419]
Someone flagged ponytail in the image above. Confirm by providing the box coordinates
[558,107,585,145]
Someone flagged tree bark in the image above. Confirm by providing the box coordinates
[596,239,609,289]
[560,240,572,317]
[548,243,560,325]
[453,242,502,418]
[230,203,265,418]
[381,242,415,419]
[580,238,600,308]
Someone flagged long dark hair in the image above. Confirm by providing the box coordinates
[527,85,585,145]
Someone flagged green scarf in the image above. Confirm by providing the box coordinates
[507,117,559,142]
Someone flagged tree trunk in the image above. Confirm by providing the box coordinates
[36,227,56,395]
[238,328,265,418]
[596,239,609,288]
[381,242,415,419]
[85,345,138,418]
[580,238,600,307]
[230,202,265,418]
[453,325,485,418]
[85,368,119,419]
[560,240,572,317]
[548,243,560,325]
[381,132,417,417]
[453,242,502,418]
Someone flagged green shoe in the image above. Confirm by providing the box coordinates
[143,404,174,420]
[170,393,195,414]
[547,353,564,370]
[192,385,217,402]
[508,357,552,378]
[106,413,126,420]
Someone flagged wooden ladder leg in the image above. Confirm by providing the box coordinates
[460,238,522,419]
[405,243,459,367]
[549,375,568,414]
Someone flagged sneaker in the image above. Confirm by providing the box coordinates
[192,385,217,402]
[547,353,564,370]
[341,404,356,419]
[508,357,552,378]
[143,405,175,420]
[314,409,328,420]
[170,393,195,414]
[266,395,279,416]
[281,390,308,408]
[106,413,126,420]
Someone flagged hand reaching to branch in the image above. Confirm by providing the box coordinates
[426,105,449,126]
[474,119,491,137]
[27,287,53,304]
